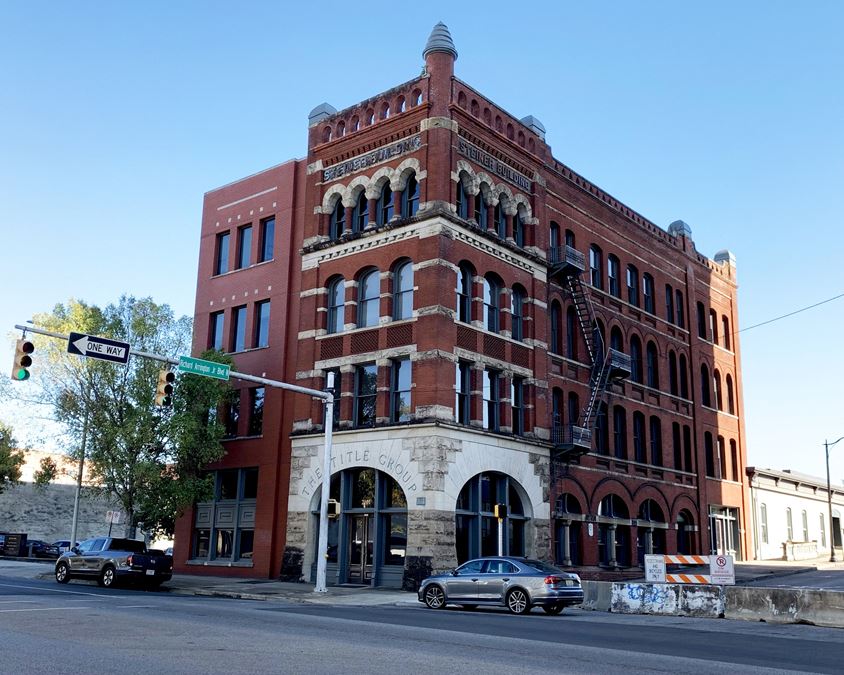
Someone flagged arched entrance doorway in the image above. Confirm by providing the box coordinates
[455,472,530,563]
[311,467,407,587]
[554,493,583,566]
[676,509,696,555]
[636,499,667,564]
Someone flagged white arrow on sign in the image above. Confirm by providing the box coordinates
[67,331,131,365]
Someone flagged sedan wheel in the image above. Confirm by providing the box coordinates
[506,589,531,615]
[542,603,565,615]
[99,566,116,588]
[55,562,70,584]
[424,585,446,609]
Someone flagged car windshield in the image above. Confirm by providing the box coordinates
[520,559,564,574]
[108,539,146,553]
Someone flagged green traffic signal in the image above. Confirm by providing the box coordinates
[11,339,34,381]
[13,367,29,381]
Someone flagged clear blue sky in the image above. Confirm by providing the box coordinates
[2,2,842,479]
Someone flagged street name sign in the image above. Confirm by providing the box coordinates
[178,355,231,381]
[67,332,130,365]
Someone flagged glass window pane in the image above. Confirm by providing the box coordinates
[242,468,258,499]
[216,232,230,275]
[237,225,252,269]
[255,301,270,348]
[351,468,376,508]
[219,470,238,499]
[260,217,275,262]
[238,530,254,559]
[215,530,234,558]
[383,514,406,565]
[248,388,264,436]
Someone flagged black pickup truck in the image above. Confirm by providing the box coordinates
[55,537,173,588]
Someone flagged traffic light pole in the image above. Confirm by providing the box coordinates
[15,323,336,593]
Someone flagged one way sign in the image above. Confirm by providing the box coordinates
[67,332,131,365]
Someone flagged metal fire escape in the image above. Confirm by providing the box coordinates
[549,245,631,460]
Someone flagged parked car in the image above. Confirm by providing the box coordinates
[418,556,584,615]
[28,540,60,559]
[52,540,77,555]
[54,537,173,588]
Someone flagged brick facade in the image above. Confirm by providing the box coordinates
[176,24,749,585]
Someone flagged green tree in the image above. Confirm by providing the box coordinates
[33,455,58,487]
[7,296,231,537]
[0,422,25,494]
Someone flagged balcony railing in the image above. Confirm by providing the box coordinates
[606,348,632,381]
[551,424,593,455]
[549,245,585,276]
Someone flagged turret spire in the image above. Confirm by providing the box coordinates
[422,22,458,61]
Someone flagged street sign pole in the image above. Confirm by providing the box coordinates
[15,322,337,594]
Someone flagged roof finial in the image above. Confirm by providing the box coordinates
[423,22,458,61]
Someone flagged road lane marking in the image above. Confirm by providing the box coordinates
[0,582,133,599]
[0,600,38,604]
[0,606,92,613]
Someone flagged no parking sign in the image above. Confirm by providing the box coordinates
[710,554,735,585]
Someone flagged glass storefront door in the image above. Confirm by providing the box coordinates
[347,514,373,584]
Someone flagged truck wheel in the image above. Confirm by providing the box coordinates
[55,562,70,584]
[98,565,116,588]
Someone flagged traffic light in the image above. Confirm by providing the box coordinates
[494,503,508,519]
[154,369,175,407]
[11,339,34,381]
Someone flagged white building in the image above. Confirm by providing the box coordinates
[747,466,844,561]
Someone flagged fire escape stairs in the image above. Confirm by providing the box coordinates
[549,245,631,463]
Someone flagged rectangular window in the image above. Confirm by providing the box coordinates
[697,302,707,339]
[730,440,738,482]
[223,391,240,438]
[802,510,809,542]
[607,257,620,297]
[761,504,768,544]
[248,387,264,436]
[258,217,275,262]
[215,232,230,275]
[633,414,645,463]
[627,267,639,307]
[390,359,411,423]
[709,309,718,344]
[254,300,270,348]
[455,361,471,424]
[590,247,603,290]
[643,275,654,313]
[209,311,224,351]
[231,306,247,352]
[193,467,258,563]
[786,508,793,541]
[237,224,252,269]
[675,291,685,328]
[326,369,341,429]
[355,363,377,427]
[482,369,500,431]
[820,513,826,548]
[665,285,674,324]
[511,377,524,436]
[705,433,715,477]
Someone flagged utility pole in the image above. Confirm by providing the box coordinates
[825,437,844,562]
[69,410,88,550]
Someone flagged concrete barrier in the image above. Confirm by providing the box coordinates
[581,581,844,626]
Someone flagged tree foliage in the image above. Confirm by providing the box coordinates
[0,422,24,494]
[33,456,58,486]
[10,296,231,537]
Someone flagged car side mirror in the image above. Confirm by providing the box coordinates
[70,546,80,554]
[451,569,459,576]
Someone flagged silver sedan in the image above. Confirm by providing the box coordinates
[418,556,583,615]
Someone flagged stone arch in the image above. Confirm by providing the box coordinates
[392,157,424,191]
[512,194,533,221]
[320,184,347,214]
[591,477,634,515]
[670,494,699,523]
[555,477,589,516]
[494,183,516,214]
[475,172,496,205]
[366,166,394,199]
[631,483,671,519]
[455,160,480,194]
[343,175,370,207]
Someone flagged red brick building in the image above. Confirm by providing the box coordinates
[176,23,749,587]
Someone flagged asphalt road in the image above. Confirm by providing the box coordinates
[1,575,843,674]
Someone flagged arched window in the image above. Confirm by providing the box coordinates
[357,269,380,328]
[455,472,528,562]
[665,284,675,324]
[413,89,422,106]
[456,181,469,218]
[704,432,715,477]
[401,173,419,218]
[668,350,678,395]
[376,182,393,225]
[679,354,689,398]
[336,121,345,137]
[633,412,646,462]
[630,336,643,383]
[470,99,480,117]
[613,406,627,459]
[649,416,662,466]
[511,287,525,341]
[513,210,524,246]
[327,277,345,334]
[675,290,685,328]
[329,199,345,240]
[697,302,707,339]
[550,301,562,354]
[714,369,723,411]
[726,374,735,414]
[352,191,368,233]
[701,364,711,406]
[709,309,718,344]
[549,221,560,256]
[595,402,609,455]
[392,260,413,321]
[397,96,406,113]
[322,126,331,143]
[677,510,695,555]
[627,265,640,307]
[610,326,623,352]
[351,116,360,131]
[494,197,506,238]
[380,102,390,119]
[568,392,580,427]
[646,341,659,389]
[730,439,739,482]
[566,306,577,360]
[455,264,472,323]
[607,255,621,297]
[722,315,731,350]
[483,276,501,333]
[643,274,655,313]
[590,245,603,289]
[598,494,631,565]
[672,422,682,469]
[474,192,487,229]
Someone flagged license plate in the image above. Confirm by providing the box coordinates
[145,569,155,576]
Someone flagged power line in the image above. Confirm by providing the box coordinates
[739,292,844,334]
